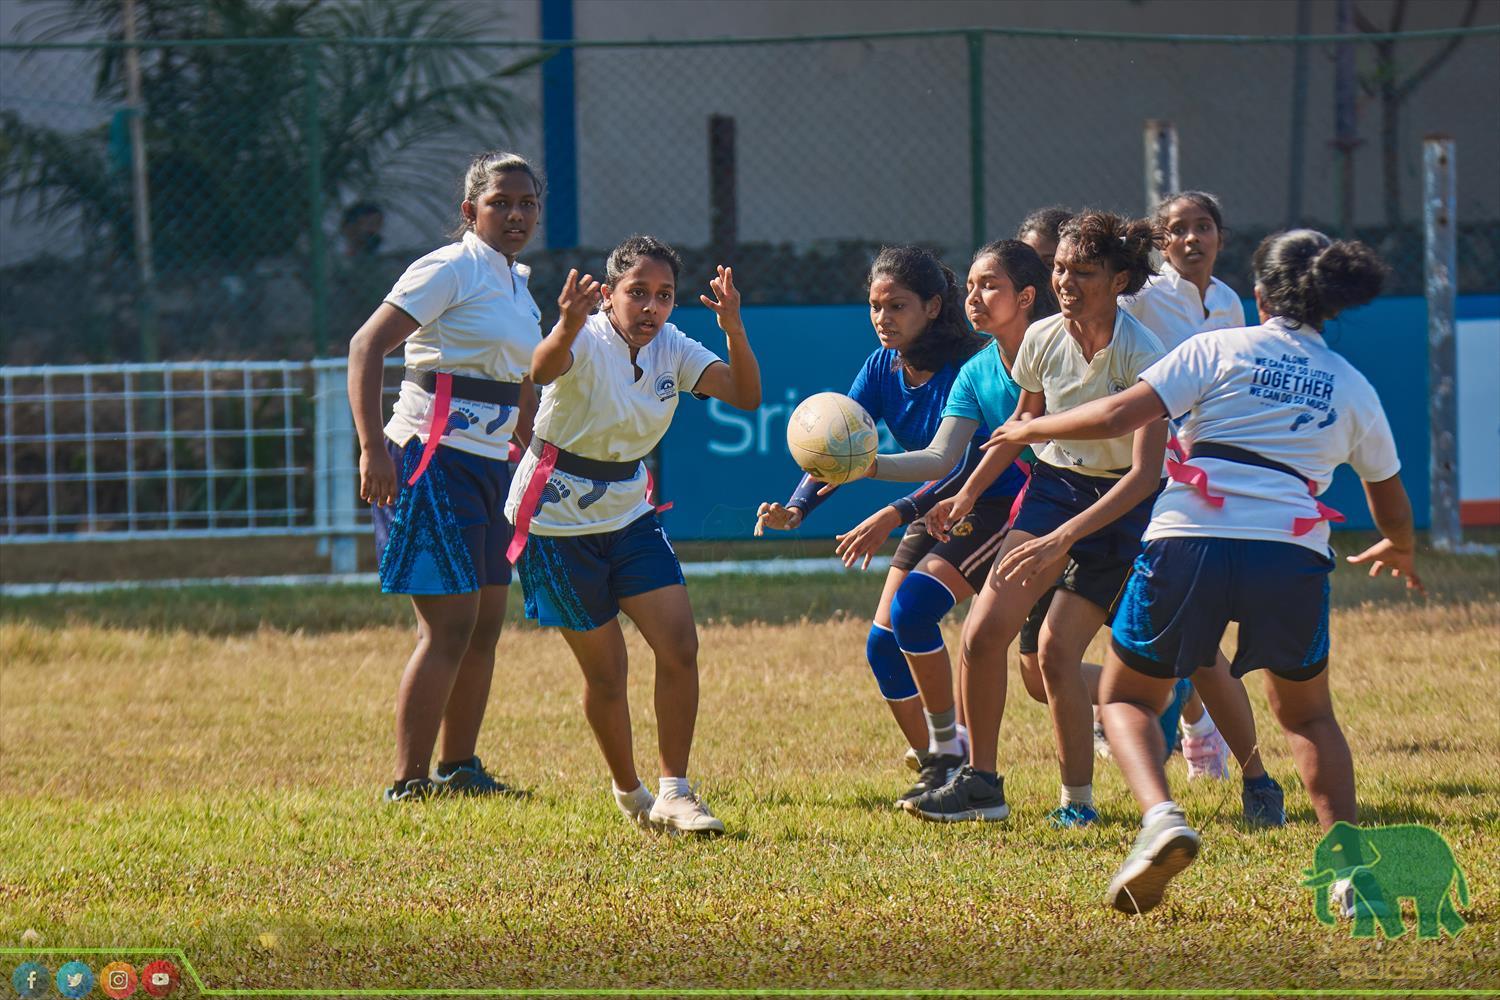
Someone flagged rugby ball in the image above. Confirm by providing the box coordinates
[786,392,879,485]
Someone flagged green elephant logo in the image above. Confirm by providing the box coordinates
[1301,821,1470,940]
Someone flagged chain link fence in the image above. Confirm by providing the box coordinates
[2,24,1498,367]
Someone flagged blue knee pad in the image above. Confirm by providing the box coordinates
[890,571,955,656]
[866,622,918,701]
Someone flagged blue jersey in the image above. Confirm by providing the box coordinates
[848,347,1015,502]
[944,341,1032,492]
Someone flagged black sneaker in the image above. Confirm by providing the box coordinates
[433,756,515,797]
[897,752,965,804]
[901,765,1010,822]
[384,777,436,803]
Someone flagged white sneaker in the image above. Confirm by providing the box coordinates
[648,788,725,835]
[613,784,656,830]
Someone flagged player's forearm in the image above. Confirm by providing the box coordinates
[957,441,1024,505]
[531,320,583,385]
[1054,421,1166,545]
[721,329,762,410]
[348,335,389,452]
[1015,384,1165,443]
[871,417,978,482]
[1364,473,1416,550]
[513,377,538,450]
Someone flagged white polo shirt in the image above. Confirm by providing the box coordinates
[1011,309,1166,478]
[504,312,723,536]
[382,231,543,459]
[1141,317,1400,553]
[1122,263,1247,352]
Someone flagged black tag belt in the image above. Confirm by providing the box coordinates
[527,437,641,482]
[404,368,521,406]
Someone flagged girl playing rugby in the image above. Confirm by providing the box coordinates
[1118,191,1284,812]
[990,229,1415,913]
[830,241,1058,803]
[349,151,543,802]
[911,211,1168,827]
[755,246,997,799]
[505,236,761,834]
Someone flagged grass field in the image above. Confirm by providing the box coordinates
[1,533,1496,996]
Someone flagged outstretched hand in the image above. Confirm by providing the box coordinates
[834,506,901,570]
[557,268,601,334]
[700,265,745,336]
[926,494,973,543]
[1346,538,1424,595]
[754,501,803,536]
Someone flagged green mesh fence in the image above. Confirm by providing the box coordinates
[2,22,1498,364]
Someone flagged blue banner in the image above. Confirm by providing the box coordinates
[659,296,1496,540]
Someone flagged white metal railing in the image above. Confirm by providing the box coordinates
[0,358,399,571]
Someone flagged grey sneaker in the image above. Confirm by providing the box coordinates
[1242,777,1287,828]
[901,765,1010,822]
[898,752,965,804]
[433,756,515,797]
[384,777,436,803]
[1106,807,1200,914]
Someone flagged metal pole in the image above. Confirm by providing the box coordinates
[1424,135,1460,551]
[1143,119,1178,215]
[1286,0,1311,225]
[303,44,329,356]
[122,0,158,361]
[1333,0,1359,236]
[967,31,985,252]
[708,114,737,257]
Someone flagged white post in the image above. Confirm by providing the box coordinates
[313,363,359,573]
[1424,135,1460,551]
[1144,119,1178,215]
[122,0,159,360]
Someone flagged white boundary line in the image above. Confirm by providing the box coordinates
[0,557,893,598]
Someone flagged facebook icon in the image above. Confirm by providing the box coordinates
[12,962,49,999]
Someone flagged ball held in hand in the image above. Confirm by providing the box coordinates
[786,392,879,485]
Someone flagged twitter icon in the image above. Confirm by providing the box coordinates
[57,960,95,998]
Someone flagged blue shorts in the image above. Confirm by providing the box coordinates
[1111,537,1334,681]
[517,511,685,631]
[1010,462,1161,613]
[372,437,513,594]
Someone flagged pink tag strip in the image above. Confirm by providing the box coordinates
[645,466,673,514]
[506,442,559,564]
[406,372,452,486]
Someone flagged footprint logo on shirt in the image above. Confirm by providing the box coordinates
[1317,407,1339,429]
[1289,412,1315,432]
[444,408,476,436]
[533,478,570,516]
[577,480,611,510]
[485,406,515,435]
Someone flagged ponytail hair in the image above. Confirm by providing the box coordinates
[869,244,986,373]
[1252,229,1386,329]
[972,239,1059,322]
[1057,211,1164,296]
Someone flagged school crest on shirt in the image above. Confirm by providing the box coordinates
[654,372,678,401]
[1109,378,1129,394]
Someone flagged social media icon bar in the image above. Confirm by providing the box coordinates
[57,960,95,999]
[11,962,50,999]
[141,958,181,998]
[103,959,140,998]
